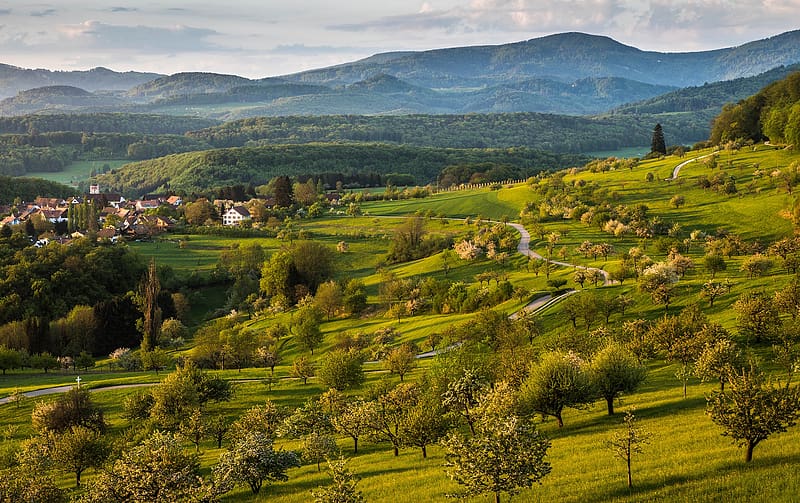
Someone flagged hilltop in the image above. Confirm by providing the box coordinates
[1,31,799,120]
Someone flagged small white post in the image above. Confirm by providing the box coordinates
[76,376,82,388]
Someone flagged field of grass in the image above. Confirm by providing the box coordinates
[25,160,129,186]
[3,143,800,501]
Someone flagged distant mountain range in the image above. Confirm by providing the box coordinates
[1,30,799,123]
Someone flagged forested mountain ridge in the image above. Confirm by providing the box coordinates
[0,86,127,115]
[0,64,162,99]
[709,69,800,145]
[283,30,800,89]
[92,143,588,196]
[1,31,800,118]
[612,64,800,115]
[186,112,707,152]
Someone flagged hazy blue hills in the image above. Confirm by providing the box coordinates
[0,30,798,149]
[0,64,161,99]
[282,30,800,88]
[612,64,800,115]
[0,86,127,115]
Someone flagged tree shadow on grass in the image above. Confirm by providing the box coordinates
[584,451,800,503]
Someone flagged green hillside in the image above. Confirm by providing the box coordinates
[93,144,588,196]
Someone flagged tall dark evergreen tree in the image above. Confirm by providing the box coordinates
[651,124,666,155]
[137,259,161,352]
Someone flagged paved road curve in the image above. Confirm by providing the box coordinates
[508,222,613,286]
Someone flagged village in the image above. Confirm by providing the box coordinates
[0,184,343,246]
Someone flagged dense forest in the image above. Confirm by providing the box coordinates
[94,144,589,196]
[0,237,150,356]
[187,113,709,153]
[0,176,73,202]
[710,70,800,145]
[0,131,212,176]
[612,64,800,115]
[0,113,218,135]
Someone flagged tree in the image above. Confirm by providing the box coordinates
[383,344,417,381]
[271,175,294,208]
[342,278,368,315]
[440,248,456,276]
[316,350,365,391]
[706,363,800,462]
[400,390,452,458]
[310,458,365,503]
[388,216,428,263]
[183,198,214,225]
[646,307,717,397]
[315,281,343,320]
[281,398,333,439]
[669,194,685,208]
[213,431,300,494]
[141,347,172,374]
[704,254,727,279]
[0,467,65,503]
[608,410,651,488]
[78,431,202,503]
[650,123,666,155]
[331,399,372,454]
[518,351,594,427]
[208,414,231,449]
[442,414,551,503]
[364,382,419,456]
[301,432,339,472]
[292,304,324,354]
[30,352,59,373]
[51,425,108,487]
[74,351,95,371]
[0,345,22,375]
[734,292,780,344]
[700,281,729,308]
[695,339,744,391]
[136,259,161,353]
[149,362,233,428]
[638,262,679,310]
[291,356,315,384]
[740,254,773,278]
[233,401,286,437]
[178,408,207,453]
[441,369,487,435]
[590,342,648,415]
[31,387,106,434]
[160,318,187,345]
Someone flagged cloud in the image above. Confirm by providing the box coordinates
[109,7,138,13]
[30,8,57,17]
[0,9,11,15]
[329,0,627,34]
[60,20,225,52]
[272,44,372,55]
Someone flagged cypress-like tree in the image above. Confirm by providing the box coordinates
[651,124,666,155]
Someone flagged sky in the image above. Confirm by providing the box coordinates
[0,1,799,78]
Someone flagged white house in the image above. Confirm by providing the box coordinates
[222,206,251,226]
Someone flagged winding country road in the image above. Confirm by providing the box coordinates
[1,217,612,404]
[669,152,717,180]
[508,222,614,286]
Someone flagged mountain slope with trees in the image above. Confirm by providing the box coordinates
[93,143,588,195]
[0,64,161,99]
[284,30,800,89]
[710,69,800,145]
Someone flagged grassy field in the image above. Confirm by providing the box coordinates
[26,160,129,186]
[3,143,800,501]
